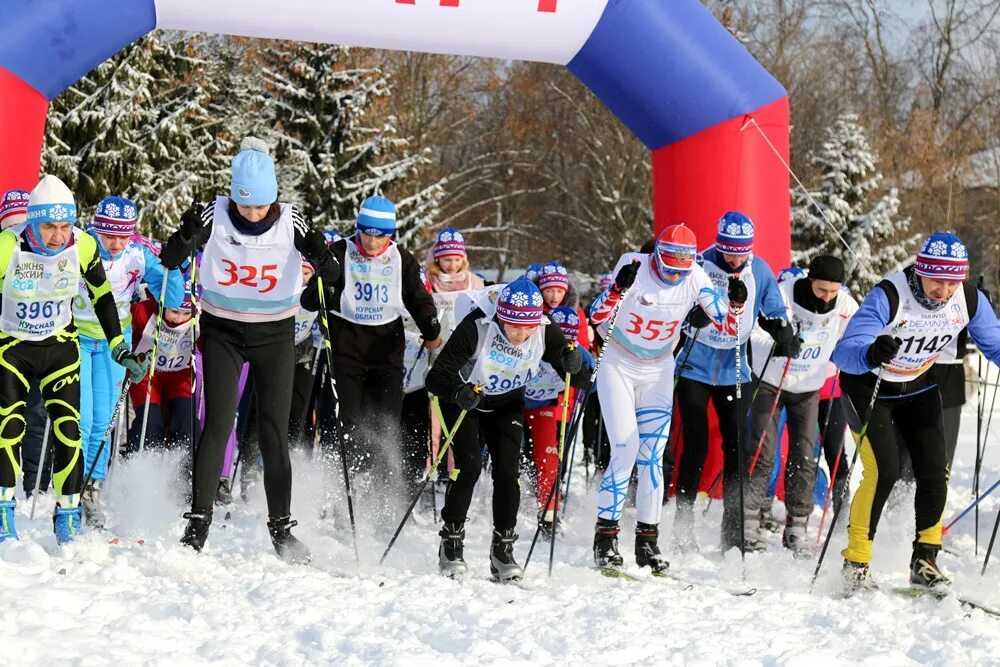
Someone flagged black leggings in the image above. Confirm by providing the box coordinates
[192,313,295,517]
[440,399,523,531]
[841,374,948,562]
[0,334,83,498]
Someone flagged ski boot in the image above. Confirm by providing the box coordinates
[215,478,234,506]
[842,558,878,596]
[909,543,951,589]
[539,508,560,540]
[759,505,781,533]
[0,498,18,543]
[438,521,468,579]
[53,504,84,545]
[489,528,524,583]
[782,515,813,559]
[635,522,670,575]
[742,510,768,552]
[594,518,625,570]
[672,506,697,554]
[180,509,213,552]
[81,480,107,530]
[268,516,312,565]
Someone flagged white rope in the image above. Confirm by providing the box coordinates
[741,117,859,263]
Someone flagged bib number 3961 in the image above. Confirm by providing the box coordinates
[219,260,278,294]
[17,300,64,320]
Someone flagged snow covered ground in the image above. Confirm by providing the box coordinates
[4,385,1000,665]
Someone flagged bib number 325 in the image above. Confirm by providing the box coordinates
[219,260,279,294]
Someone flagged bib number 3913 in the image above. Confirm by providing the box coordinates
[624,312,679,342]
[219,260,278,294]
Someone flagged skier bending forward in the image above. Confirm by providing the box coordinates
[588,224,739,574]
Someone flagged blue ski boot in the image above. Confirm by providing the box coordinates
[0,499,18,543]
[53,505,84,544]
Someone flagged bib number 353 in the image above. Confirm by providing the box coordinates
[219,260,278,294]
[624,313,679,342]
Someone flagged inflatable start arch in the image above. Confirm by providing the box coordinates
[0,0,790,265]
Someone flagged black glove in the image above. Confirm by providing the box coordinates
[614,260,640,291]
[774,334,804,358]
[866,335,902,367]
[561,344,583,375]
[728,277,748,307]
[454,383,482,412]
[179,203,205,239]
[686,304,712,329]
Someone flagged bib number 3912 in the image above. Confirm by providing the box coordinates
[219,260,278,294]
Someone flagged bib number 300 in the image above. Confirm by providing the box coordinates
[219,260,278,294]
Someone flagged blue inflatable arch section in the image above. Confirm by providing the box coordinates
[0,0,791,265]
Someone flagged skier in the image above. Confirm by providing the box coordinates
[744,255,857,556]
[832,232,1000,590]
[673,212,793,551]
[128,289,197,452]
[75,196,185,527]
[524,305,590,535]
[588,224,735,573]
[161,137,340,561]
[425,278,587,581]
[300,195,440,492]
[0,175,148,543]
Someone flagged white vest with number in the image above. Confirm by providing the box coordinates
[402,326,430,393]
[525,360,564,402]
[200,196,302,323]
[294,308,318,345]
[752,278,857,394]
[73,240,146,334]
[137,315,196,373]
[338,239,404,325]
[464,302,546,396]
[1,230,80,341]
[700,253,756,349]
[877,271,969,383]
[600,253,713,362]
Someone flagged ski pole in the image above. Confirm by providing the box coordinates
[189,255,200,504]
[559,389,587,518]
[982,502,1000,576]
[943,476,1000,535]
[297,343,324,445]
[747,354,795,478]
[547,370,574,576]
[673,325,703,389]
[404,341,427,391]
[976,361,999,554]
[733,291,746,563]
[28,419,51,520]
[82,379,134,491]
[139,272,170,454]
[750,341,777,402]
[815,380,846,544]
[810,366,887,591]
[380,394,475,564]
[316,276,361,567]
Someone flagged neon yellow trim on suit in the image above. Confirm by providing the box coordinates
[0,338,28,389]
[842,433,878,564]
[0,401,27,481]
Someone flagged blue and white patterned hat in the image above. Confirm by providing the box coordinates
[0,189,29,229]
[524,262,544,282]
[549,305,580,340]
[322,228,342,245]
[356,195,397,237]
[597,272,614,293]
[914,232,968,281]
[537,261,570,291]
[496,278,544,326]
[778,266,806,283]
[92,196,138,237]
[715,211,754,256]
[433,227,466,259]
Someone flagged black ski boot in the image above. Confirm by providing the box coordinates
[438,521,468,579]
[215,478,234,506]
[909,543,951,589]
[180,509,213,552]
[782,515,813,559]
[489,529,524,583]
[593,518,625,570]
[81,480,107,530]
[635,522,670,575]
[841,558,878,596]
[268,516,312,565]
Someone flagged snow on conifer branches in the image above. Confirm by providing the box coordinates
[792,113,917,295]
